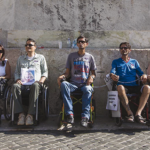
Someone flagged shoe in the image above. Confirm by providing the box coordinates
[66,114,74,124]
[81,117,88,127]
[26,114,33,125]
[135,115,146,124]
[17,113,25,125]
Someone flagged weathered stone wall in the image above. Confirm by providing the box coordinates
[1,0,150,48]
[1,0,150,116]
[5,48,150,116]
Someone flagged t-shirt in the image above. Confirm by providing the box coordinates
[110,58,143,86]
[0,59,7,76]
[66,52,97,87]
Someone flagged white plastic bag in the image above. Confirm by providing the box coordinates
[104,74,113,91]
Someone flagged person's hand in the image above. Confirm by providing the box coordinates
[57,75,65,87]
[110,73,119,82]
[16,79,22,85]
[86,76,94,86]
[2,56,5,61]
[141,74,147,84]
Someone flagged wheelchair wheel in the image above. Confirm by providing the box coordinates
[42,86,49,120]
[115,117,122,127]
[3,86,12,121]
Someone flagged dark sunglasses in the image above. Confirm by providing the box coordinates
[120,47,128,50]
[0,50,3,53]
[25,44,35,47]
[77,41,86,44]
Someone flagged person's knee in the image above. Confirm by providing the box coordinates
[142,85,150,94]
[60,81,69,89]
[82,85,93,94]
[12,83,21,90]
[31,82,39,89]
[117,85,125,95]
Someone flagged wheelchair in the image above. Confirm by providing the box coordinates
[3,82,49,126]
[0,79,10,123]
[58,79,96,128]
[111,81,149,127]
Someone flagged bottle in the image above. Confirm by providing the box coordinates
[67,38,71,48]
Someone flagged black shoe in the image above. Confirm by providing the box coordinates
[81,117,88,127]
[67,115,74,124]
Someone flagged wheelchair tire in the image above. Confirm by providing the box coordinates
[42,86,49,120]
[115,117,122,127]
[3,86,12,121]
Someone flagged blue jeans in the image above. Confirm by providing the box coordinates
[60,81,94,119]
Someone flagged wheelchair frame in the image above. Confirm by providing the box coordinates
[3,83,49,126]
[111,81,149,127]
[58,84,96,128]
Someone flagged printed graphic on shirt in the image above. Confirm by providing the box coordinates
[21,68,35,85]
[130,63,135,69]
[73,57,90,83]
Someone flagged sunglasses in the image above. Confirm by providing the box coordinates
[25,44,35,47]
[0,50,3,53]
[77,41,86,44]
[120,47,128,50]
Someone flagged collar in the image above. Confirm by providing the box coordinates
[24,53,38,59]
[121,57,130,63]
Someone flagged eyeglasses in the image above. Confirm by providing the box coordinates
[25,44,35,47]
[77,41,86,44]
[0,50,3,53]
[120,47,128,50]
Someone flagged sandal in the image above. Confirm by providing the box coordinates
[135,115,146,124]
[125,115,134,123]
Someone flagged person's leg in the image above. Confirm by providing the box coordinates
[80,85,93,127]
[117,85,133,119]
[12,83,25,125]
[60,81,78,116]
[26,82,40,125]
[135,85,150,116]
[12,83,24,113]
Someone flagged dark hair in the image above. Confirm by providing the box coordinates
[77,35,88,43]
[26,38,36,45]
[0,45,5,66]
[119,42,131,49]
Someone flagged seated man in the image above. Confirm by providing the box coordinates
[12,38,48,125]
[110,42,150,124]
[57,35,97,127]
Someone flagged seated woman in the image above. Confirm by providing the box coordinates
[0,45,11,98]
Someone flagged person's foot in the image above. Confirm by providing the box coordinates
[26,114,33,125]
[81,117,88,127]
[135,115,146,124]
[66,114,74,124]
[17,113,25,125]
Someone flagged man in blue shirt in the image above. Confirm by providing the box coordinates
[110,42,150,124]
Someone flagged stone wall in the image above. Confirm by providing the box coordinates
[1,0,150,48]
[5,48,150,116]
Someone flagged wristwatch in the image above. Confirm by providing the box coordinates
[91,75,95,79]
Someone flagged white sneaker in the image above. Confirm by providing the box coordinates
[26,114,33,125]
[17,113,25,125]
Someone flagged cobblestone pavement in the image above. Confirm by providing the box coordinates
[1,130,150,150]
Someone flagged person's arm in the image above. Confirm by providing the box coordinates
[135,60,147,84]
[57,68,70,86]
[86,70,96,85]
[110,60,119,82]
[0,60,11,79]
[37,56,48,84]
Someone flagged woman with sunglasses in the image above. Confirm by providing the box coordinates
[0,45,11,80]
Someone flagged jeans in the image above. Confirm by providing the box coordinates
[60,81,94,119]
